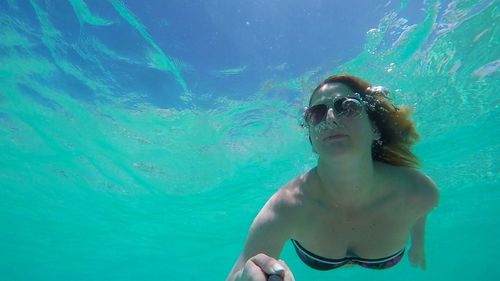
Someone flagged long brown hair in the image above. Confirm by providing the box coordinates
[309,74,420,168]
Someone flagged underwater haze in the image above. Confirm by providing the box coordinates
[0,0,499,280]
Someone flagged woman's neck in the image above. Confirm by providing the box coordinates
[315,153,379,210]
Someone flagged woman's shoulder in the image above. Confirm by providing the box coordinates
[264,170,314,219]
[272,171,310,208]
[382,163,439,214]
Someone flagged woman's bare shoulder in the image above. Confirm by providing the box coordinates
[249,171,312,240]
[266,169,314,218]
[386,165,439,213]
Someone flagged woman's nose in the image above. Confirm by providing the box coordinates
[325,107,336,123]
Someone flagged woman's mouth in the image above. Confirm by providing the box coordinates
[323,134,346,141]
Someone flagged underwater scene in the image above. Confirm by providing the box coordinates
[0,0,498,280]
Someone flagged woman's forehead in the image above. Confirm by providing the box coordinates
[310,83,354,104]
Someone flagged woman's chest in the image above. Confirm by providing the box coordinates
[293,195,415,259]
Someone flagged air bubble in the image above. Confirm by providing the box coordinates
[386,63,396,73]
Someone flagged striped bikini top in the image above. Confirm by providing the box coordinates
[291,239,405,270]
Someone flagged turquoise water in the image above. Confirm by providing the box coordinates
[0,1,499,280]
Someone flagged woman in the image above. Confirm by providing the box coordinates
[226,75,439,281]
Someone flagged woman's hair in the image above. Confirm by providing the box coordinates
[309,74,420,168]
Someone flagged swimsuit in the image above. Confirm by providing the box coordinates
[291,239,405,270]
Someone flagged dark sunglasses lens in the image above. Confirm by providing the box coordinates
[335,98,362,117]
[306,104,327,126]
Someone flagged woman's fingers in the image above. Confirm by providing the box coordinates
[249,254,285,276]
[408,247,426,271]
[237,254,294,281]
[277,259,295,281]
[239,259,267,281]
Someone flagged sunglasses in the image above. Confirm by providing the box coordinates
[303,94,364,127]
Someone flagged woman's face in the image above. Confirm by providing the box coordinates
[308,83,378,158]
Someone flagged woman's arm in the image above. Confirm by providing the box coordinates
[409,214,428,269]
[410,214,427,249]
[226,190,295,281]
[408,173,439,270]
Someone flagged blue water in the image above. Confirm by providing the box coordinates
[0,0,498,280]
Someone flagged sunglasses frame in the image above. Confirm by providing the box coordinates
[301,92,364,128]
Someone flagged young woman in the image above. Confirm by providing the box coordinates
[226,75,439,281]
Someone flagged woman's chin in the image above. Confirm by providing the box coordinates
[318,146,351,158]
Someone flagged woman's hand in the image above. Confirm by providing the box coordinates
[235,253,295,281]
[408,246,426,270]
